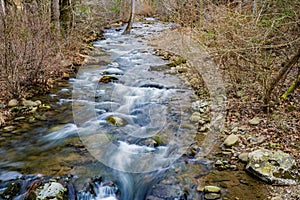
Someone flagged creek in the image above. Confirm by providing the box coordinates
[0,18,217,199]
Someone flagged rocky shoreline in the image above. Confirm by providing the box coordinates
[149,28,300,199]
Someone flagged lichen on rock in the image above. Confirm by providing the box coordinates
[246,149,300,185]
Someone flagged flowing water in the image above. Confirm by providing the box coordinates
[0,19,210,199]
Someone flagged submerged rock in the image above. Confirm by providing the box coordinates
[246,149,300,185]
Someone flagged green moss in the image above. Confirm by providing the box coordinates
[99,76,119,83]
[106,116,127,126]
[167,56,187,67]
[1,181,21,199]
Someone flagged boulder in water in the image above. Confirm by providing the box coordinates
[1,181,21,199]
[35,182,68,200]
[246,149,300,185]
[106,116,128,126]
[99,76,119,83]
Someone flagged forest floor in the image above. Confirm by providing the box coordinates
[149,28,300,200]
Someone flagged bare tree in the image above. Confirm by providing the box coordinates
[60,0,73,38]
[51,0,60,35]
[1,0,5,15]
[123,0,135,35]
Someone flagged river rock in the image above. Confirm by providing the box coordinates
[191,100,208,113]
[189,112,201,122]
[8,99,18,107]
[101,68,124,75]
[35,100,42,106]
[106,116,128,126]
[223,134,239,147]
[22,99,39,107]
[204,193,221,200]
[3,126,15,132]
[238,152,249,163]
[249,117,261,125]
[61,72,70,80]
[99,76,119,83]
[204,186,221,193]
[246,149,300,185]
[35,182,67,200]
[1,181,21,199]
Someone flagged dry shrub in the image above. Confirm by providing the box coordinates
[155,0,299,106]
[0,8,59,100]
[137,3,154,17]
[192,1,300,105]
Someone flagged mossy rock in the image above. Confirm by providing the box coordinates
[167,56,187,67]
[35,182,68,200]
[99,76,119,83]
[1,181,21,199]
[106,116,128,126]
[153,135,167,147]
[246,149,300,185]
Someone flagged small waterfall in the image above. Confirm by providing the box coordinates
[77,180,118,200]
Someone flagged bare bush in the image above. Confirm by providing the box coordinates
[158,0,300,108]
[0,8,59,100]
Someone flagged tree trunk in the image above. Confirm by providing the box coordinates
[264,48,300,107]
[281,68,300,99]
[51,0,60,35]
[60,0,72,38]
[1,0,5,15]
[122,0,135,35]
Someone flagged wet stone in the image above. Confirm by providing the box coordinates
[3,126,15,132]
[1,181,21,199]
[99,76,119,83]
[106,116,128,126]
[204,186,221,193]
[35,182,67,200]
[204,193,221,200]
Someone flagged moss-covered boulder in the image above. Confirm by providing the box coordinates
[99,76,119,83]
[1,181,21,199]
[106,116,128,126]
[246,149,300,185]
